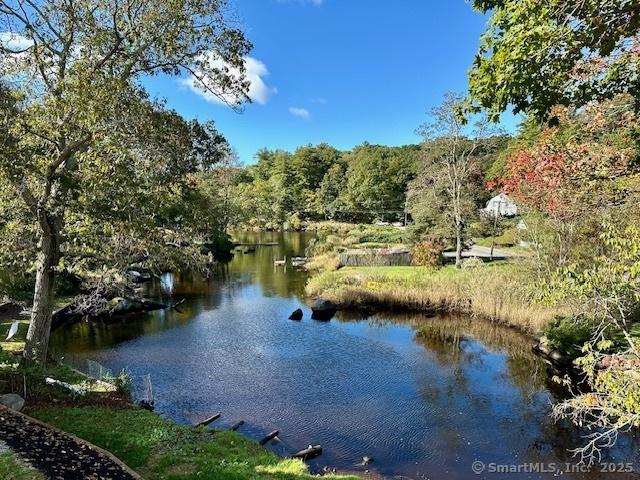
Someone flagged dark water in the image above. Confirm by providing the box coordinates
[51,232,640,479]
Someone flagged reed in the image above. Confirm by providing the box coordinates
[306,263,564,333]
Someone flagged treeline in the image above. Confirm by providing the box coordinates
[227,139,511,230]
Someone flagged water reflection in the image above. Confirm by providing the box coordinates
[50,233,640,479]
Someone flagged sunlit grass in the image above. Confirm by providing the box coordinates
[32,407,361,480]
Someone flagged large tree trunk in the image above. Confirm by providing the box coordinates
[23,222,60,366]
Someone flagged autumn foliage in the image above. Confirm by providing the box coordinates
[491,101,638,220]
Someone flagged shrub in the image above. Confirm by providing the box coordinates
[461,256,484,269]
[357,227,405,244]
[412,239,444,267]
[543,317,593,357]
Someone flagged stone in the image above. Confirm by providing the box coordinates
[288,308,303,320]
[310,299,337,321]
[0,393,25,412]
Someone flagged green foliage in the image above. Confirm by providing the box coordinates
[469,0,640,121]
[546,223,640,461]
[233,144,420,227]
[544,318,594,357]
[409,93,505,265]
[0,0,252,363]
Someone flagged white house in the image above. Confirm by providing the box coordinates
[484,193,518,216]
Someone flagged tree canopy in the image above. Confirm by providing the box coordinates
[469,0,640,122]
[0,0,251,364]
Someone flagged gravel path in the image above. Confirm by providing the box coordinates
[0,405,140,480]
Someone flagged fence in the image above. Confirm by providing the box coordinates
[339,248,412,267]
[59,354,153,404]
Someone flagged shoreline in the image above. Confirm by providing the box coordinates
[305,263,563,335]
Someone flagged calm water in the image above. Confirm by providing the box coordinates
[51,232,639,479]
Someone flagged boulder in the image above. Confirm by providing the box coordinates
[311,299,336,321]
[0,393,25,412]
[0,302,22,316]
[288,308,303,320]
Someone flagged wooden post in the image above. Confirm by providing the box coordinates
[196,413,221,427]
[259,430,279,445]
[229,420,244,431]
[292,445,322,460]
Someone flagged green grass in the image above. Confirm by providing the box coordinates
[0,450,43,480]
[307,262,564,333]
[31,407,360,480]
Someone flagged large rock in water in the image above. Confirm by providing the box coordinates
[0,393,25,412]
[288,308,303,320]
[311,299,337,321]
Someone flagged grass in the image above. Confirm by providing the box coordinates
[31,407,360,480]
[306,262,564,333]
[0,450,43,480]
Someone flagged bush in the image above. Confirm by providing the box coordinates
[461,257,484,269]
[412,239,444,267]
[544,317,593,357]
[357,227,405,244]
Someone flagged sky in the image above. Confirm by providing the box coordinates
[144,0,519,165]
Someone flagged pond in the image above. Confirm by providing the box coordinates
[51,232,639,479]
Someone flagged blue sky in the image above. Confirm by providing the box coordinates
[145,0,517,165]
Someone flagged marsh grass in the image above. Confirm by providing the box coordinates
[307,263,563,332]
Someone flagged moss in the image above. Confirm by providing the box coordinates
[31,407,360,480]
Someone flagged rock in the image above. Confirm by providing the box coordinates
[128,270,152,284]
[549,349,571,366]
[288,308,303,320]
[139,400,155,411]
[0,393,25,412]
[0,302,22,316]
[311,299,336,321]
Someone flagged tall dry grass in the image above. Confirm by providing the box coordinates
[306,263,564,333]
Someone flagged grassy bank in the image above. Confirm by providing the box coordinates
[306,262,563,333]
[30,407,358,480]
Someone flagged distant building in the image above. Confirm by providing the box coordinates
[484,193,518,216]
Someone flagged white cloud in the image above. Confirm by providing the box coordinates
[0,32,33,51]
[311,97,327,104]
[289,107,310,119]
[180,55,275,106]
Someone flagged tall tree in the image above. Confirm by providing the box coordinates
[411,93,491,267]
[0,0,251,365]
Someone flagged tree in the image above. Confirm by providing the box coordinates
[193,149,242,234]
[0,0,251,365]
[469,0,640,122]
[292,144,342,215]
[410,93,491,267]
[343,143,418,222]
[316,163,347,220]
[547,224,640,464]
[495,96,639,273]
